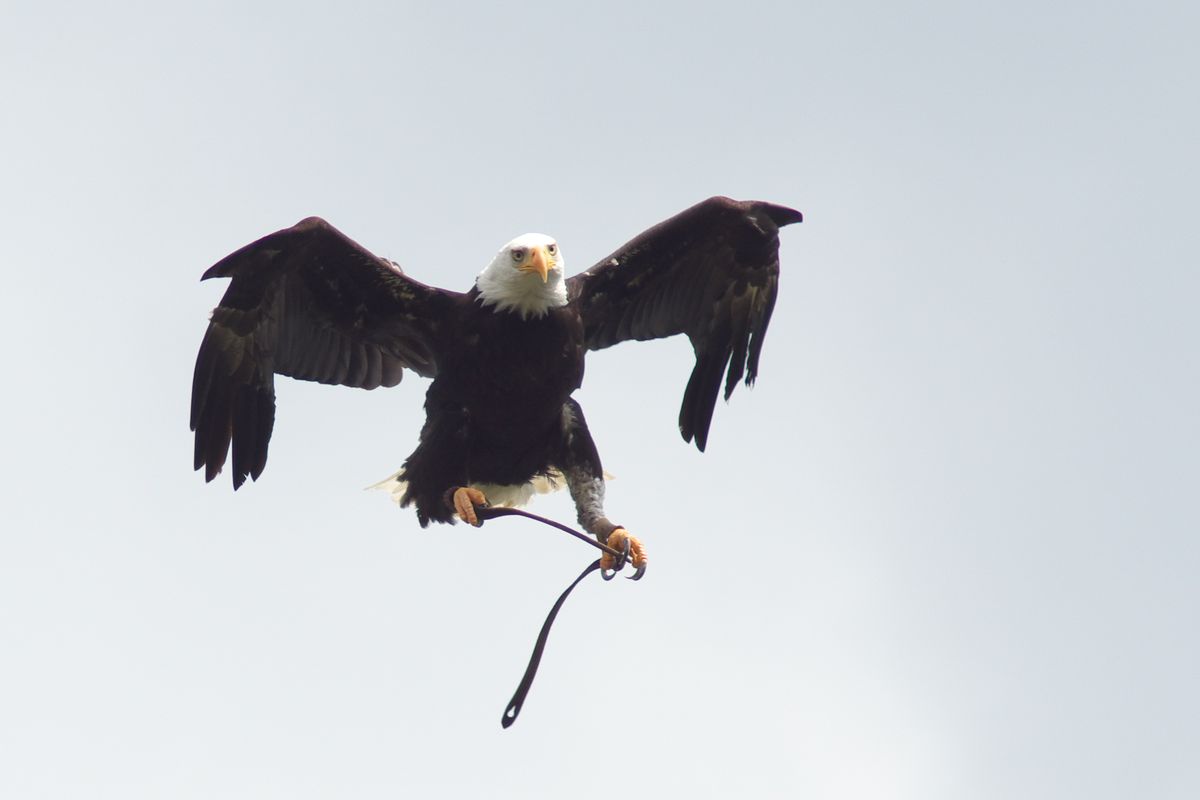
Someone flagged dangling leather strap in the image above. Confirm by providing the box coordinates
[473,506,630,728]
[501,558,602,728]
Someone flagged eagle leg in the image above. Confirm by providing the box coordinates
[600,528,647,581]
[452,486,488,527]
[559,400,647,579]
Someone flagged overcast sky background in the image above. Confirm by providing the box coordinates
[2,1,1197,798]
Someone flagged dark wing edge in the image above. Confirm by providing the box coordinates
[567,196,802,451]
[190,217,457,489]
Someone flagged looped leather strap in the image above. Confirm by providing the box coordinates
[501,559,601,728]
[475,505,626,558]
[474,506,623,728]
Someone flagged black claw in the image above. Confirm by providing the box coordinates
[601,537,631,581]
[616,537,630,569]
[626,563,646,581]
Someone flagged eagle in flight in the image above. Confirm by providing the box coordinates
[191,196,802,577]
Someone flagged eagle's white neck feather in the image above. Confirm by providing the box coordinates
[475,233,568,319]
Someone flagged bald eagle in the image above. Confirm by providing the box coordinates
[191,196,802,575]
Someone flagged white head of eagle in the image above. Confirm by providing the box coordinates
[475,232,569,319]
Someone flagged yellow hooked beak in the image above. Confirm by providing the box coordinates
[517,246,554,283]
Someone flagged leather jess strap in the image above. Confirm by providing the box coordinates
[501,558,602,728]
[473,506,628,729]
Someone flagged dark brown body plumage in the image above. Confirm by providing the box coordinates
[398,296,591,525]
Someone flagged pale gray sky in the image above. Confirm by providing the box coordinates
[2,1,1197,798]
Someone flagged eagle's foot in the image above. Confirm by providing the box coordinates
[452,487,488,526]
[600,528,647,581]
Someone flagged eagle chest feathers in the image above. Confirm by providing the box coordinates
[445,303,584,434]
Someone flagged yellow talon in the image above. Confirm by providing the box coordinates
[453,486,488,526]
[601,528,647,572]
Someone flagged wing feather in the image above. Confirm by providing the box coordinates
[191,217,459,488]
[567,196,801,450]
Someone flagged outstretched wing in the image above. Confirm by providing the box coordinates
[191,217,459,488]
[567,196,802,451]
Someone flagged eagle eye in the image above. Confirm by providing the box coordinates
[547,243,557,255]
[510,248,526,263]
